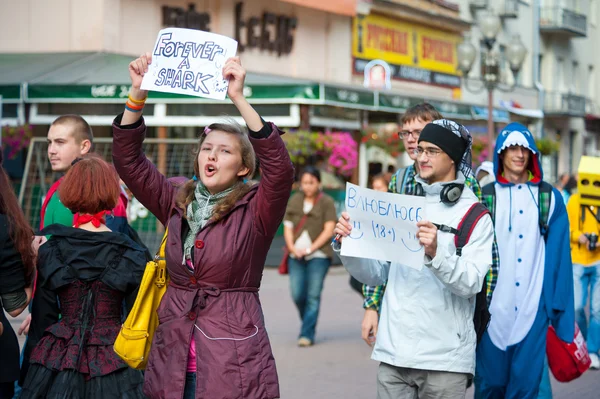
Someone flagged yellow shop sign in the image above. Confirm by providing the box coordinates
[352,14,462,87]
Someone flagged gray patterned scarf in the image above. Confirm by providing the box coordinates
[183,181,234,262]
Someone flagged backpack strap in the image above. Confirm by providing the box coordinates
[481,182,496,223]
[538,181,553,241]
[434,202,492,345]
[454,203,491,256]
[401,167,412,193]
[390,167,407,194]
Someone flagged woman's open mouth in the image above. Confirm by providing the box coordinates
[205,164,217,177]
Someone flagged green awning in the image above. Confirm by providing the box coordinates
[1,52,480,118]
[471,106,511,123]
[25,83,322,104]
[0,85,22,103]
[427,100,473,120]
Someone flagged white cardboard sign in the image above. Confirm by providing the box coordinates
[141,28,238,100]
[341,183,426,270]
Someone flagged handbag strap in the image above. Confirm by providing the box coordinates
[153,227,169,288]
[293,192,323,236]
[155,227,169,261]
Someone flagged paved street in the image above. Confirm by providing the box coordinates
[7,266,600,398]
[261,266,600,399]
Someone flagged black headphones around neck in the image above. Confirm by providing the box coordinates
[414,182,464,205]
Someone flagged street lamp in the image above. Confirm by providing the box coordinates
[457,10,527,160]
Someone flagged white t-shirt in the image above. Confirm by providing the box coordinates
[283,200,327,260]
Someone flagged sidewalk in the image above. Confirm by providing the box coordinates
[7,266,600,398]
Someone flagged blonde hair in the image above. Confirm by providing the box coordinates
[176,122,257,222]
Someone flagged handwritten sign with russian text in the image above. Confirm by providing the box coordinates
[341,183,425,270]
[141,28,238,100]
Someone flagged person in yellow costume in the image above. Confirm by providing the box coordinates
[567,156,600,369]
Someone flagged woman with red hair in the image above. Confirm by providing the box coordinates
[20,155,147,398]
[0,147,35,398]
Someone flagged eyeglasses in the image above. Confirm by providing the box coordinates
[414,147,443,158]
[399,129,422,139]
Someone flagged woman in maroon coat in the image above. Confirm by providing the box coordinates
[112,53,294,399]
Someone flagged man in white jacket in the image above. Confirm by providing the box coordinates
[334,119,494,399]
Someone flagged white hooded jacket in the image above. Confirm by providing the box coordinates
[341,173,494,375]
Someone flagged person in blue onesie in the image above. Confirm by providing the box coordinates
[475,122,575,398]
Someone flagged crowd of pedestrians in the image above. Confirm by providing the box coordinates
[0,52,598,399]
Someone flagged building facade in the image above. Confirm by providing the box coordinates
[2,0,598,181]
[454,0,600,179]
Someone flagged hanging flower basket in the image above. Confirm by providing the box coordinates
[1,125,33,159]
[471,136,490,166]
[281,130,326,165]
[361,129,405,157]
[322,132,358,178]
[535,138,560,156]
[281,130,358,178]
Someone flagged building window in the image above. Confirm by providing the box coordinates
[556,57,565,92]
[572,61,579,94]
[538,54,543,85]
[1,104,18,118]
[589,65,595,100]
[584,137,593,155]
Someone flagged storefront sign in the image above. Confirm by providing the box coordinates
[363,59,392,90]
[471,106,511,123]
[234,2,297,56]
[378,93,411,111]
[425,100,472,120]
[352,14,461,88]
[162,4,210,31]
[25,83,321,103]
[324,86,375,108]
[24,83,476,121]
[278,0,357,17]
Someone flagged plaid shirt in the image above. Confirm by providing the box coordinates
[362,164,499,311]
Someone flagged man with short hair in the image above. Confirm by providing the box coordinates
[19,115,146,386]
[360,103,498,348]
[39,114,134,234]
[43,115,95,226]
[336,120,495,398]
[475,122,574,398]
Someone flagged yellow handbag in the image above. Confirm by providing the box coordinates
[114,228,169,369]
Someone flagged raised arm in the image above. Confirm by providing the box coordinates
[223,57,294,237]
[112,117,177,225]
[122,53,150,126]
[112,53,176,224]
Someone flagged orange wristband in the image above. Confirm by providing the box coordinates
[128,94,148,105]
[125,100,145,111]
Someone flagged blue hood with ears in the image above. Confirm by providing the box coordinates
[493,122,543,186]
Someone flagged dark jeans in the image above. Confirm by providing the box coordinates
[288,257,330,341]
[573,263,600,354]
[183,372,196,399]
[0,382,14,399]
